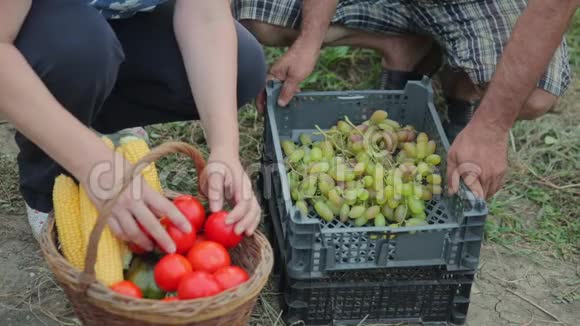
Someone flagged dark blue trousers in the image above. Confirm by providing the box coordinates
[13,0,266,212]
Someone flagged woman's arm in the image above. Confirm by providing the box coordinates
[0,0,189,252]
[174,0,262,235]
[0,0,109,183]
[0,0,30,42]
[174,0,239,156]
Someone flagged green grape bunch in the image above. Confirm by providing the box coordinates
[280,110,443,228]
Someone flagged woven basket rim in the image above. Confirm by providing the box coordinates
[40,210,274,324]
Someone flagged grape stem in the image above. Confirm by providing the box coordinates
[343,116,365,138]
[314,124,351,156]
[286,160,308,177]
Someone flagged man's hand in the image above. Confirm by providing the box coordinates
[447,118,509,200]
[256,43,320,112]
[255,0,338,112]
[201,151,261,236]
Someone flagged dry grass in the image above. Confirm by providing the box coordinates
[0,154,24,213]
[485,80,580,258]
[0,266,78,326]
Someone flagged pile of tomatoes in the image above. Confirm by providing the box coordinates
[109,195,250,301]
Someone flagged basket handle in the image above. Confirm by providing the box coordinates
[79,141,207,292]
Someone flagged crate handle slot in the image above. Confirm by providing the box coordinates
[336,95,366,100]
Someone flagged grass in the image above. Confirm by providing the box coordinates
[485,95,580,258]
[265,47,383,92]
[567,11,580,67]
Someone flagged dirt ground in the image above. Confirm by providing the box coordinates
[0,124,578,326]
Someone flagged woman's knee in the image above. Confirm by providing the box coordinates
[235,21,267,107]
[519,89,558,120]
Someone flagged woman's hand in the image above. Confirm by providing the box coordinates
[81,152,191,253]
[201,151,261,236]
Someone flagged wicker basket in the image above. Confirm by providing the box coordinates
[39,141,274,325]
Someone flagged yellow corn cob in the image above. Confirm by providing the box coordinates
[101,136,132,267]
[119,136,163,192]
[79,187,124,286]
[101,135,115,150]
[53,174,86,270]
[76,135,124,286]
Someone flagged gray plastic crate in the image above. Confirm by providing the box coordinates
[262,186,474,326]
[281,267,474,326]
[262,79,487,279]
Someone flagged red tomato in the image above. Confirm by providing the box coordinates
[204,211,243,249]
[110,281,143,299]
[187,241,231,273]
[173,195,206,232]
[154,254,192,292]
[194,233,207,244]
[138,221,153,237]
[177,271,223,300]
[213,266,250,290]
[128,242,147,254]
[163,222,197,254]
[162,297,179,302]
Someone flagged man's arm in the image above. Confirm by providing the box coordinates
[447,0,578,199]
[269,0,338,106]
[295,0,339,51]
[473,0,578,132]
